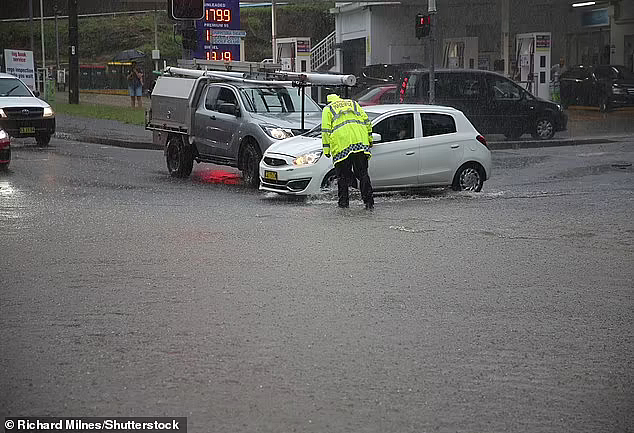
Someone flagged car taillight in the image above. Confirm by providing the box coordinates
[476,135,488,148]
[399,77,408,103]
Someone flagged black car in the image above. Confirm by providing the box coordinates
[560,64,634,112]
[399,69,567,140]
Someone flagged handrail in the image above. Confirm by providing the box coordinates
[311,31,336,71]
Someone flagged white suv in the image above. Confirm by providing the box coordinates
[0,72,55,146]
[259,104,492,195]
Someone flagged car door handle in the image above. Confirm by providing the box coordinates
[450,144,460,149]
[210,115,216,120]
[405,151,415,155]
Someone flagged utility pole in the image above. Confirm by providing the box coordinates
[428,0,436,104]
[54,3,60,72]
[29,0,35,54]
[40,0,46,100]
[68,0,79,104]
[271,0,277,63]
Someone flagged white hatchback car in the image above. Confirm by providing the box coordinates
[259,104,492,195]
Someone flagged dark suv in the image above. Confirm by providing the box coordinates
[399,69,567,140]
[560,65,634,112]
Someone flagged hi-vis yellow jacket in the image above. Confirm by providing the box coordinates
[322,94,372,164]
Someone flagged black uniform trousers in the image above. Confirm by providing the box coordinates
[334,151,374,208]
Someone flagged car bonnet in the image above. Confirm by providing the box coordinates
[265,134,321,158]
[0,96,50,109]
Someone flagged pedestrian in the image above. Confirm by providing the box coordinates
[322,94,374,210]
[550,57,567,102]
[127,61,143,108]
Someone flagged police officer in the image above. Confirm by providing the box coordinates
[322,94,374,209]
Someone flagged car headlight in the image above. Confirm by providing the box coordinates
[262,125,293,140]
[43,106,54,117]
[293,151,322,166]
[0,108,6,118]
[611,85,626,95]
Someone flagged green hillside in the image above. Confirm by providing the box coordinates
[0,4,334,69]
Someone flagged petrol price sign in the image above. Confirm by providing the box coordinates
[194,0,241,61]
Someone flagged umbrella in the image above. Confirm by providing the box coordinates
[112,49,146,62]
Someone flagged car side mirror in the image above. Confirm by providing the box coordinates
[33,90,40,97]
[372,132,382,143]
[219,103,240,117]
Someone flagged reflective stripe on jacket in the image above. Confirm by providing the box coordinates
[322,98,372,164]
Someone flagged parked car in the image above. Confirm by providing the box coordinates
[559,64,634,112]
[353,63,423,97]
[399,69,567,140]
[356,84,398,106]
[259,104,491,196]
[0,127,10,170]
[0,72,55,147]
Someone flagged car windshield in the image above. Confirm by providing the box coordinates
[357,87,385,102]
[613,66,634,80]
[239,86,321,113]
[0,78,32,97]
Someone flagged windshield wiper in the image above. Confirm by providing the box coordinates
[5,85,21,96]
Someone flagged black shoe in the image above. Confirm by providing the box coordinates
[338,204,349,209]
[365,202,374,210]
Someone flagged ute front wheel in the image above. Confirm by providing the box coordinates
[166,135,193,178]
[241,140,261,188]
[36,133,51,147]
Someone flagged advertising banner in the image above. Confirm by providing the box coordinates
[4,49,36,91]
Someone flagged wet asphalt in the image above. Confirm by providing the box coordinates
[0,139,633,433]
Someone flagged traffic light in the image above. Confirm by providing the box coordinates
[416,13,432,39]
[169,0,204,20]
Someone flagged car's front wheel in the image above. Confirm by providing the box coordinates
[241,140,261,188]
[452,163,484,192]
[166,135,193,178]
[36,133,51,147]
[321,170,338,192]
[599,96,611,113]
[531,117,555,140]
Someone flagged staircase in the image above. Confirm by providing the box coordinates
[311,31,336,72]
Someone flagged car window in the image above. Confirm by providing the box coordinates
[379,89,395,104]
[239,86,321,113]
[204,86,220,110]
[489,76,522,101]
[436,73,483,99]
[217,87,238,106]
[594,66,616,80]
[357,87,384,103]
[613,65,634,80]
[373,113,414,143]
[0,78,32,97]
[420,113,456,137]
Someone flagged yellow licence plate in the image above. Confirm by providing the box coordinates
[264,170,277,181]
[20,127,36,134]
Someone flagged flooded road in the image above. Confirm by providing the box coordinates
[1,138,633,433]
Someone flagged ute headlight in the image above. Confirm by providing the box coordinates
[43,106,54,117]
[0,108,6,118]
[262,125,293,140]
[293,151,322,166]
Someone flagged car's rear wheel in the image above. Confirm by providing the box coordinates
[504,129,523,140]
[452,163,484,192]
[166,135,193,178]
[241,140,261,188]
[36,133,51,147]
[531,117,555,140]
